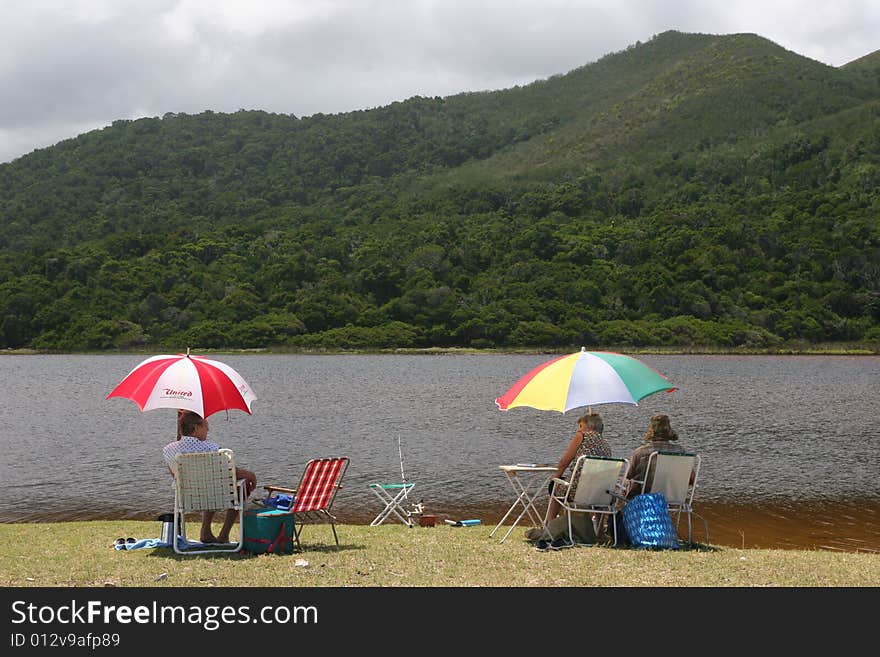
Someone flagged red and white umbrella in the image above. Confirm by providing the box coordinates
[106,351,257,418]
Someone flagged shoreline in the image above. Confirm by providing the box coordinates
[3,344,879,356]
[5,498,878,554]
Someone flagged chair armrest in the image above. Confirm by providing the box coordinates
[607,488,628,503]
[626,477,644,495]
[550,477,569,499]
[264,485,297,495]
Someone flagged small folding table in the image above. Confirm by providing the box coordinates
[369,482,416,526]
[490,464,556,543]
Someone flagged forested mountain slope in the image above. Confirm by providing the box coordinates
[1,31,878,351]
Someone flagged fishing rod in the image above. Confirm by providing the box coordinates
[397,434,423,518]
[398,434,407,499]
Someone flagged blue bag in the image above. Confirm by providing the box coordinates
[262,494,293,510]
[621,493,679,550]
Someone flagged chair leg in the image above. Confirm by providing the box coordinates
[293,521,303,551]
[671,508,698,547]
[290,513,342,550]
[700,514,710,546]
[173,509,184,554]
[388,503,412,526]
[325,510,340,545]
[670,509,686,545]
[370,489,413,526]
[371,502,411,526]
[591,513,605,541]
[595,513,618,545]
[684,505,706,546]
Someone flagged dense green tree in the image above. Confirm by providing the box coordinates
[1,31,878,351]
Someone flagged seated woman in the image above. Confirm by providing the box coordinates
[527,412,611,544]
[623,413,688,499]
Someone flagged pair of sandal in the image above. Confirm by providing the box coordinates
[112,537,135,548]
[534,537,574,551]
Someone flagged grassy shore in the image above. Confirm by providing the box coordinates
[1,521,877,587]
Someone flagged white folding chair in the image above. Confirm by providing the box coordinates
[549,455,629,546]
[172,449,246,555]
[637,451,709,546]
[369,482,417,526]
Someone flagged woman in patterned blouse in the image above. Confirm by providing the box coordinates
[542,412,612,531]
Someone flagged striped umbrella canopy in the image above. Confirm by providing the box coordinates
[106,350,257,418]
[495,348,675,414]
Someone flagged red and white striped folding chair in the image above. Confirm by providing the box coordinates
[263,457,349,550]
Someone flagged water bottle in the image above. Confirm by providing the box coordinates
[157,513,176,544]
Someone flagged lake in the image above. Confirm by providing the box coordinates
[0,353,877,552]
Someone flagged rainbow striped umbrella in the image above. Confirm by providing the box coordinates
[495,348,675,414]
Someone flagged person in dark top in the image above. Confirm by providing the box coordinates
[623,413,687,499]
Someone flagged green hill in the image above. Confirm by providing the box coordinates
[841,47,880,71]
[1,30,878,351]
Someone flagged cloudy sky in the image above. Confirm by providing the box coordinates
[1,0,877,164]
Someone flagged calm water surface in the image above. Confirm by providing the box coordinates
[1,353,877,552]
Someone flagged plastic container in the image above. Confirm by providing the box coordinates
[444,518,481,527]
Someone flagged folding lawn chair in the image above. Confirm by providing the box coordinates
[172,449,246,555]
[633,451,709,546]
[369,482,417,526]
[549,455,629,546]
[263,456,349,549]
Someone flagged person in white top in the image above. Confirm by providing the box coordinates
[163,411,257,543]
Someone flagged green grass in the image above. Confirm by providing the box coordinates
[1,521,877,587]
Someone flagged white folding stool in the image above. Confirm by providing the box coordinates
[369,482,416,526]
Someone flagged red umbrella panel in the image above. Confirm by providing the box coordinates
[106,353,257,418]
